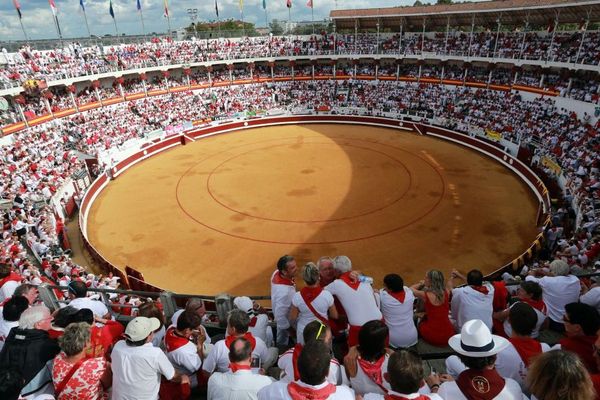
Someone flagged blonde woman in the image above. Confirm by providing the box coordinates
[289,262,338,345]
[410,269,455,347]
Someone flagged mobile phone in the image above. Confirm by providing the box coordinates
[251,355,261,372]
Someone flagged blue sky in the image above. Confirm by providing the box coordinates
[0,0,468,41]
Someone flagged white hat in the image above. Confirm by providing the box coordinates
[124,317,160,341]
[233,296,253,313]
[448,319,509,357]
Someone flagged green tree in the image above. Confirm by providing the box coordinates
[270,20,284,35]
[413,0,424,6]
[437,0,453,4]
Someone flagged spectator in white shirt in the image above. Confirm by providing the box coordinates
[364,349,443,400]
[0,263,22,303]
[289,262,338,345]
[450,269,495,331]
[526,259,581,332]
[164,310,207,387]
[203,309,277,374]
[581,278,600,315]
[170,298,212,348]
[325,256,382,347]
[207,336,273,400]
[379,273,418,348]
[270,255,297,348]
[233,296,273,347]
[66,280,110,320]
[258,340,355,400]
[278,320,347,385]
[111,317,189,400]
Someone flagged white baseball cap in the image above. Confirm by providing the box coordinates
[124,317,160,341]
[233,296,253,313]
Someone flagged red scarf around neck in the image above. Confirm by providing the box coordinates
[456,368,505,400]
[165,327,190,353]
[291,343,303,381]
[519,297,547,314]
[339,272,360,290]
[470,285,489,295]
[272,271,295,286]
[508,337,542,367]
[300,286,323,303]
[0,272,22,288]
[229,363,251,373]
[249,316,257,327]
[287,381,336,400]
[358,354,386,387]
[225,332,257,351]
[386,289,406,304]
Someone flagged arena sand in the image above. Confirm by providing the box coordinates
[87,124,540,295]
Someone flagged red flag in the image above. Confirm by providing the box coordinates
[307,0,312,7]
[48,0,58,16]
[287,0,292,8]
[13,0,22,19]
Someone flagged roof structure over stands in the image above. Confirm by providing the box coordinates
[330,0,600,30]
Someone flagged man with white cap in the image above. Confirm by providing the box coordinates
[111,316,189,400]
[233,296,273,346]
[438,319,527,400]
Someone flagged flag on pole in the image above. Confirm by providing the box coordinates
[239,0,244,12]
[307,0,312,7]
[263,0,266,9]
[79,0,85,12]
[215,0,219,17]
[163,0,169,17]
[109,0,115,18]
[287,0,292,8]
[137,0,142,11]
[13,0,22,19]
[48,0,58,16]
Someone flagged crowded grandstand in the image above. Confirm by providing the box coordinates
[1,0,600,399]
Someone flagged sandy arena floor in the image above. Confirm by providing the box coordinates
[87,124,540,295]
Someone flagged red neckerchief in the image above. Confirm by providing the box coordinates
[470,285,489,295]
[300,286,323,303]
[508,337,542,367]
[358,354,386,387]
[225,332,257,351]
[386,289,406,304]
[249,316,257,327]
[519,297,547,315]
[272,271,295,286]
[339,272,360,290]
[385,394,429,400]
[287,381,336,400]
[165,327,190,352]
[455,368,505,400]
[291,344,303,381]
[0,272,22,288]
[229,363,251,372]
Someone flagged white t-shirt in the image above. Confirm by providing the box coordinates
[0,319,18,352]
[0,281,19,303]
[291,289,334,345]
[502,302,546,339]
[451,284,494,330]
[525,275,580,323]
[248,313,272,346]
[270,271,296,330]
[208,370,273,400]
[325,279,382,327]
[257,380,355,400]
[495,341,551,389]
[170,310,212,345]
[111,340,176,400]
[379,288,418,348]
[438,378,527,400]
[203,335,271,373]
[581,287,600,315]
[68,297,109,318]
[278,346,347,385]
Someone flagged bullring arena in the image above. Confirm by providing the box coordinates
[1,0,600,398]
[86,121,540,295]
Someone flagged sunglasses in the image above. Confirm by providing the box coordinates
[316,321,326,340]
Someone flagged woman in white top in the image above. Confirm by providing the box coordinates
[379,274,418,348]
[289,262,338,345]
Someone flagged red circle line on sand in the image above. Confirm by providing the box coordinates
[203,142,413,223]
[174,135,447,245]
